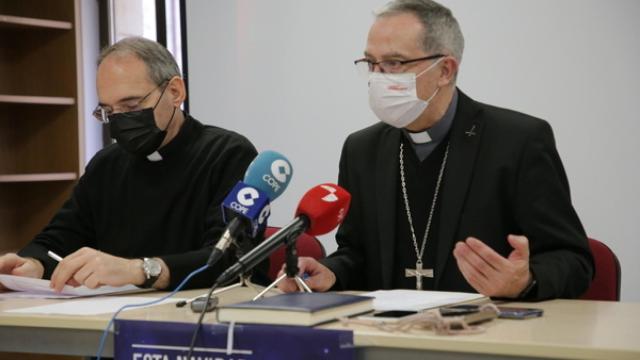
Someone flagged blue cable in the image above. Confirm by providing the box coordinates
[95,264,209,360]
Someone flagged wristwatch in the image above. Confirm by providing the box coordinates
[141,257,162,288]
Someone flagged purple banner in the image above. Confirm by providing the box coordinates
[115,319,354,360]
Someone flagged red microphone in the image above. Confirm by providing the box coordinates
[295,183,351,236]
[214,184,351,285]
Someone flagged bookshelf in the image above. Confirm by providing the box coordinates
[0,95,75,105]
[0,14,72,30]
[0,0,83,255]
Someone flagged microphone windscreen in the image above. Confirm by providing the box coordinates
[244,150,293,201]
[295,183,351,236]
[221,181,271,237]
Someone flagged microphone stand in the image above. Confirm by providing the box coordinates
[253,229,311,300]
[211,272,261,295]
[189,233,261,312]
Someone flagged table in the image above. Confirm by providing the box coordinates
[0,287,638,359]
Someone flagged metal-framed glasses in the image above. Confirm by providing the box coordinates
[354,54,446,76]
[92,80,168,123]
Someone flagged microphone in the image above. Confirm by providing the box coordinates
[214,183,351,285]
[206,151,293,266]
[244,150,294,200]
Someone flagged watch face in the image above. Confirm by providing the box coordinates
[144,258,162,277]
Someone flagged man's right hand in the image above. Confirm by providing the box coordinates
[0,253,45,290]
[276,257,336,293]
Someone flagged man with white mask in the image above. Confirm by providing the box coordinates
[279,0,593,300]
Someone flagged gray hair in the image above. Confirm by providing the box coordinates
[98,36,181,85]
[376,0,465,63]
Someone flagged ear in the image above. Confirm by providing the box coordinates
[166,76,187,107]
[437,57,459,87]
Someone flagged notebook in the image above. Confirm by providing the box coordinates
[217,292,373,326]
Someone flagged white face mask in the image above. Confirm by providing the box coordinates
[368,58,444,128]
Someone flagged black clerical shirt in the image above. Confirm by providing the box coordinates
[19,115,258,289]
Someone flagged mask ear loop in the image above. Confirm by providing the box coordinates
[151,80,170,110]
[425,86,440,103]
[163,107,178,131]
[415,56,446,79]
[152,79,178,131]
[416,57,446,103]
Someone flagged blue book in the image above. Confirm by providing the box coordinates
[217,292,373,326]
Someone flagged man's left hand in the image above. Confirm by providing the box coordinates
[453,235,532,298]
[49,247,145,292]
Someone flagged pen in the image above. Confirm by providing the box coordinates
[47,250,63,262]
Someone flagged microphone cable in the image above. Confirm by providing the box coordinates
[95,264,209,360]
[185,279,221,358]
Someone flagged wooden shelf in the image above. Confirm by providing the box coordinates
[0,0,82,281]
[0,95,75,105]
[0,173,77,183]
[0,14,72,30]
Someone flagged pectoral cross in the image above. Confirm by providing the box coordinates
[405,261,433,290]
[465,124,477,137]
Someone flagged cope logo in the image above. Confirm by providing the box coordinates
[258,203,271,225]
[262,159,292,193]
[237,187,260,206]
[230,187,260,214]
[320,185,339,202]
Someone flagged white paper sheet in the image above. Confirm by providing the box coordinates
[0,292,78,299]
[363,289,486,311]
[4,296,182,315]
[0,274,142,299]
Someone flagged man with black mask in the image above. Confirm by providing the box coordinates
[0,37,258,291]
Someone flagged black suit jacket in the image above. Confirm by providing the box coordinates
[322,90,594,300]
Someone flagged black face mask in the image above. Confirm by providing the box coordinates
[108,85,176,156]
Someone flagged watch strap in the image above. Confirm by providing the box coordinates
[141,257,160,288]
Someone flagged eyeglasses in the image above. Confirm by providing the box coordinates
[354,54,446,75]
[92,80,169,123]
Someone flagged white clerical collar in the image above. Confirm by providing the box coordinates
[407,130,433,144]
[147,151,163,162]
[402,89,458,146]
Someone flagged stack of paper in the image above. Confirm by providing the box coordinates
[0,274,142,299]
[363,289,487,311]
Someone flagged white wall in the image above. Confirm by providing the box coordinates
[186,0,640,300]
